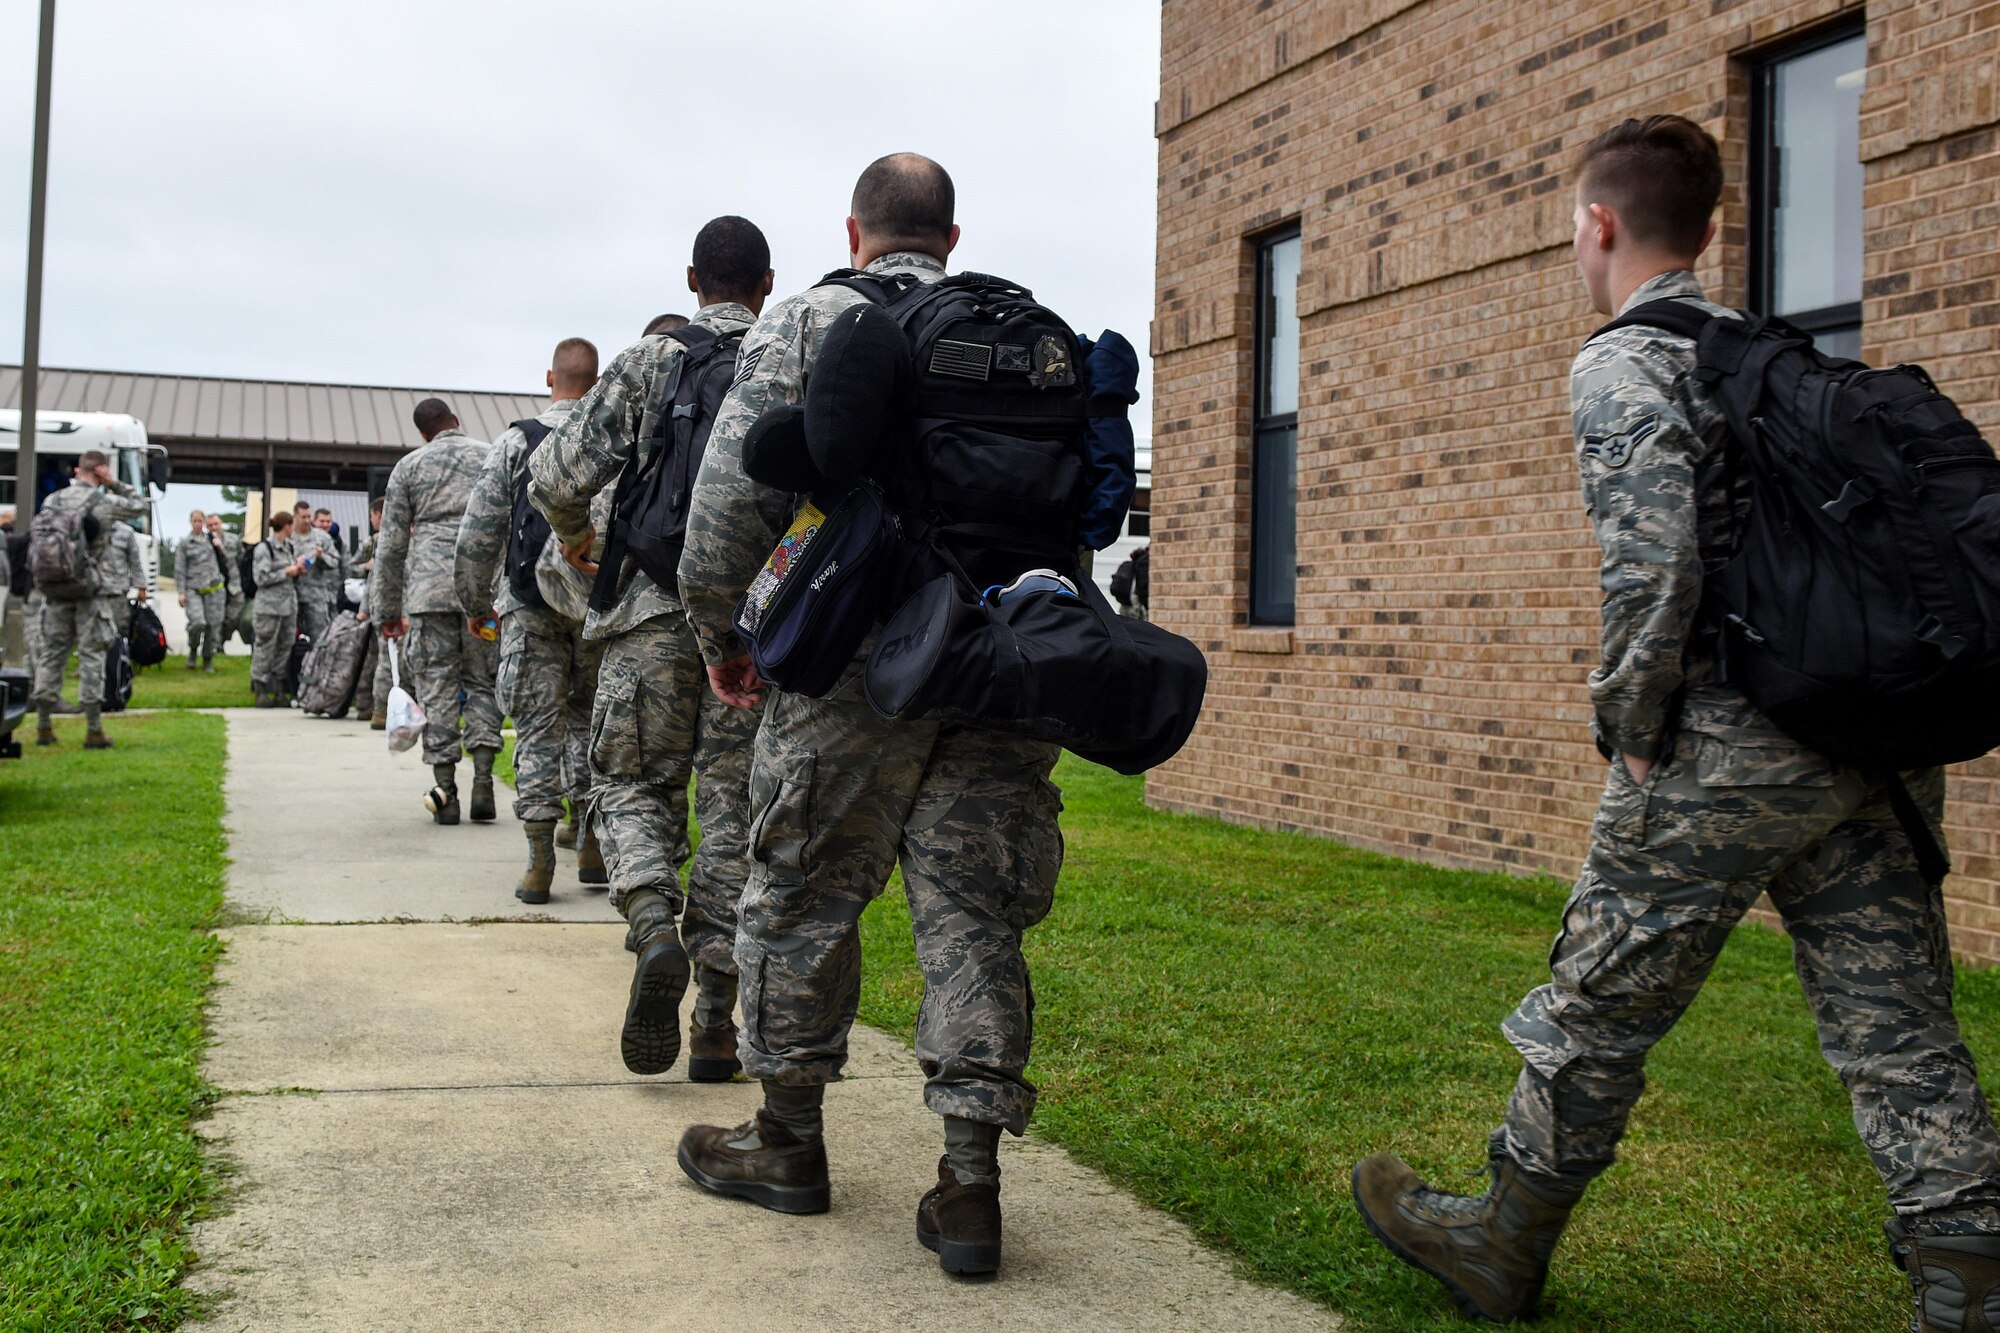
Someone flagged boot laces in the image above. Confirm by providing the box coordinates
[1407,1163,1497,1223]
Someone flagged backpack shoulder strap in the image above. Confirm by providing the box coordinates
[513,418,554,450]
[1591,298,1715,345]
[662,324,720,355]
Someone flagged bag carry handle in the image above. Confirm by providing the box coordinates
[1881,770,1952,888]
[387,635,403,691]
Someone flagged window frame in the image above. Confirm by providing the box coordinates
[1748,20,1867,347]
[1249,223,1301,627]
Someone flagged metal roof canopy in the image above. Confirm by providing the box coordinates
[0,363,547,489]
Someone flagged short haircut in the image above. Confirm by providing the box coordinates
[77,449,108,470]
[1575,115,1723,257]
[369,495,385,514]
[314,508,332,518]
[412,397,455,435]
[851,154,954,252]
[293,501,311,513]
[550,336,599,386]
[643,313,690,337]
[270,512,293,532]
[691,216,771,301]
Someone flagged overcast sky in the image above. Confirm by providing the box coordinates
[0,0,1160,422]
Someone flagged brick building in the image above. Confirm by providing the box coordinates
[1150,2,2000,957]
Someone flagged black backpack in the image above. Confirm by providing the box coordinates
[823,270,1090,583]
[590,325,742,611]
[239,543,258,601]
[28,503,97,600]
[1595,300,2000,882]
[505,419,555,611]
[102,634,133,712]
[126,601,168,667]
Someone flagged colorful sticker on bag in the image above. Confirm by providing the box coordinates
[741,499,825,632]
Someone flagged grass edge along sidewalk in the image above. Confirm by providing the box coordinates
[0,712,226,1331]
[858,756,2000,1332]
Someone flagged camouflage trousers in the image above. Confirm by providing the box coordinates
[1500,722,2000,1230]
[402,611,501,765]
[353,628,382,715]
[738,657,1063,1134]
[497,612,601,823]
[250,606,295,693]
[23,590,44,678]
[588,613,760,975]
[33,595,115,705]
[226,594,247,645]
[184,586,226,664]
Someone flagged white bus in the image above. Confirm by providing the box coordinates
[0,409,171,596]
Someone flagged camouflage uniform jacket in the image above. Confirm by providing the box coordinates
[356,531,377,616]
[374,427,490,620]
[40,478,148,593]
[216,530,245,596]
[291,525,341,598]
[175,529,229,593]
[455,397,580,636]
[99,522,147,598]
[251,536,299,614]
[1573,268,1761,761]
[528,303,756,641]
[679,254,947,664]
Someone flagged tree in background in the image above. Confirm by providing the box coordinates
[216,485,249,536]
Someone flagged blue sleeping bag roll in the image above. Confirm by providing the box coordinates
[1075,330,1141,551]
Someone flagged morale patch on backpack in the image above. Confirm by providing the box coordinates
[731,343,766,387]
[930,340,992,381]
[740,499,826,633]
[1583,413,1657,469]
[995,344,1032,373]
[1029,335,1075,388]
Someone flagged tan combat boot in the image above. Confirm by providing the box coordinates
[1888,1220,2000,1332]
[515,820,557,905]
[576,822,608,888]
[1352,1150,1583,1322]
[555,809,577,850]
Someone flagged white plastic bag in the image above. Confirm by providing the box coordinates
[343,576,368,606]
[385,637,425,753]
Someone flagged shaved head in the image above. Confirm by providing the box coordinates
[412,397,456,439]
[551,337,599,396]
[851,153,954,254]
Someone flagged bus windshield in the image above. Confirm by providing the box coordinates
[118,449,152,534]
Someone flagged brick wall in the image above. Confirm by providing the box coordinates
[1151,0,2000,958]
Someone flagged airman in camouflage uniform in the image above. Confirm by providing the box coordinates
[291,507,342,642]
[672,161,1061,1274]
[1353,116,2000,1327]
[210,514,247,647]
[33,454,148,746]
[375,400,501,825]
[354,501,388,723]
[176,510,230,670]
[528,225,771,1082]
[455,343,605,904]
[249,513,304,706]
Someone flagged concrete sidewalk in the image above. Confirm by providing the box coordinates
[188,709,1338,1331]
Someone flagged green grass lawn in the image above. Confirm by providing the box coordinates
[125,650,257,710]
[0,712,226,1330]
[856,756,1994,1331]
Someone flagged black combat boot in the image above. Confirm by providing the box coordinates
[425,762,460,825]
[621,891,689,1076]
[1351,1149,1585,1322]
[1888,1219,2000,1332]
[686,966,741,1083]
[918,1117,1006,1275]
[469,747,497,823]
[515,820,557,904]
[678,1110,831,1216]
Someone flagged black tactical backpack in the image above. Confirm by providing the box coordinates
[590,325,742,610]
[28,502,97,600]
[821,270,1091,583]
[1596,300,2000,882]
[505,419,555,611]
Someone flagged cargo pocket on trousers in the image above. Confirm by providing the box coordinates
[1002,776,1065,932]
[589,667,643,780]
[495,647,524,719]
[1591,760,1649,846]
[747,741,816,883]
[1693,733,1838,788]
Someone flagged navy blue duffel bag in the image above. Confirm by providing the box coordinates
[733,480,901,699]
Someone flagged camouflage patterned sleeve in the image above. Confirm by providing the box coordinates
[94,480,149,524]
[1571,335,1704,761]
[373,456,417,622]
[252,539,290,591]
[678,303,816,665]
[527,346,650,546]
[454,430,519,617]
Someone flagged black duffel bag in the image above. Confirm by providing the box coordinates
[864,561,1207,774]
[734,480,902,699]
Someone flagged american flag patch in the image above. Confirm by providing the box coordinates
[930,340,992,381]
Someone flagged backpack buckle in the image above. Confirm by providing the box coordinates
[672,403,697,421]
[1821,478,1876,522]
[1916,615,1969,661]
[1725,614,1767,647]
